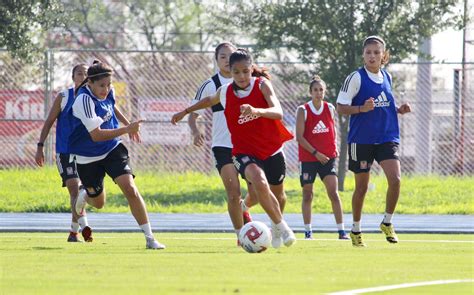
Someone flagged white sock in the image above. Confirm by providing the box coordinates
[276,220,290,232]
[337,223,345,231]
[241,200,249,212]
[352,221,361,233]
[140,223,154,239]
[383,213,393,224]
[77,216,88,229]
[71,222,80,233]
[304,224,312,232]
[235,229,240,238]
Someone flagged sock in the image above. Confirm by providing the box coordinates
[383,213,393,224]
[140,223,154,239]
[304,224,312,232]
[241,199,249,212]
[235,229,241,238]
[275,220,290,232]
[337,223,345,231]
[77,216,88,229]
[71,222,80,233]
[352,221,361,233]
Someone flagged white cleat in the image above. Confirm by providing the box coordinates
[146,238,166,250]
[281,228,297,247]
[75,189,87,216]
[271,222,283,248]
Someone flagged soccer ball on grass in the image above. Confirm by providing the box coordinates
[238,221,272,253]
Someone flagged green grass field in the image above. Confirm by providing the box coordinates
[0,232,472,294]
[1,167,473,214]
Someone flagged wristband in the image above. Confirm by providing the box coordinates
[312,150,317,156]
[358,106,361,113]
[185,108,190,114]
[37,142,44,147]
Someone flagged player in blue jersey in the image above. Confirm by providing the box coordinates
[336,36,411,247]
[70,60,165,250]
[35,64,93,243]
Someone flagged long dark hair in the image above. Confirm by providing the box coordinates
[214,42,237,60]
[229,48,271,80]
[75,60,113,95]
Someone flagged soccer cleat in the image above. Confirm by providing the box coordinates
[146,237,166,250]
[350,231,366,247]
[67,232,82,242]
[380,223,399,243]
[81,226,93,242]
[281,228,297,247]
[338,230,349,240]
[242,211,252,225]
[304,230,313,240]
[271,222,282,248]
[75,189,88,216]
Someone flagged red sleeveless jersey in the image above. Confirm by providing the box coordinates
[224,78,293,160]
[298,101,337,162]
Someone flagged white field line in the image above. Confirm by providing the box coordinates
[0,235,473,243]
[327,279,474,295]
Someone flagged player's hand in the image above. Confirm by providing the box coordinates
[35,148,44,167]
[315,152,329,164]
[361,98,375,112]
[127,119,145,134]
[192,131,204,147]
[171,110,187,125]
[240,104,258,117]
[398,103,411,114]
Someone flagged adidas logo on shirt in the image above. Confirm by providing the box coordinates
[374,92,390,107]
[312,120,329,134]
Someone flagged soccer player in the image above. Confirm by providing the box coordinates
[71,60,165,249]
[35,64,93,242]
[336,36,411,247]
[187,42,254,242]
[172,48,296,248]
[295,75,348,240]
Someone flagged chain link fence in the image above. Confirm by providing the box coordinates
[0,49,472,176]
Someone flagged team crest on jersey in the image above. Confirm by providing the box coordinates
[312,120,329,134]
[374,92,390,107]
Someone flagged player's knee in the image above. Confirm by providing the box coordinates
[387,175,401,188]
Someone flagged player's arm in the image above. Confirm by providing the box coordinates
[35,93,62,167]
[171,90,221,125]
[74,94,143,142]
[114,105,141,143]
[188,113,204,147]
[295,107,329,164]
[336,72,375,115]
[240,79,283,120]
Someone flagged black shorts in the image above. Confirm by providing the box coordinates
[348,142,399,173]
[212,146,234,174]
[76,143,134,196]
[56,153,79,187]
[300,158,337,186]
[233,151,286,185]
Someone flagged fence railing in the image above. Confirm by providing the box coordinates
[0,49,472,176]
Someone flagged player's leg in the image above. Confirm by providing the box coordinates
[321,174,348,240]
[377,142,401,243]
[300,161,317,240]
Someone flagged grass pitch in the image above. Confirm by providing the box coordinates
[0,232,472,294]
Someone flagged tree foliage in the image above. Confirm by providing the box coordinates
[0,0,65,61]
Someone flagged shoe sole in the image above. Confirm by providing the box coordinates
[82,226,93,242]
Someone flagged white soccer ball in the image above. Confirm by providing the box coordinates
[239,221,272,253]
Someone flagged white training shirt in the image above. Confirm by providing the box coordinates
[336,67,392,105]
[71,85,119,164]
[190,72,233,148]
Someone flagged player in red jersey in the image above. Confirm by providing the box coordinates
[172,48,296,248]
[295,75,348,240]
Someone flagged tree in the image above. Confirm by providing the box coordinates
[0,0,65,61]
[215,0,461,190]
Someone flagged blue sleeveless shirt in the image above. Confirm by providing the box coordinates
[68,86,119,157]
[56,87,75,154]
[348,68,399,144]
